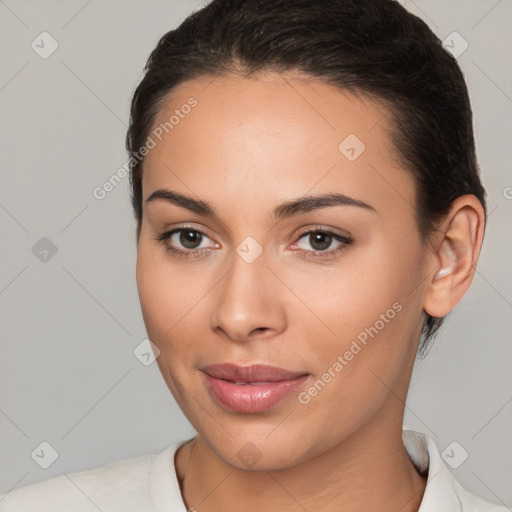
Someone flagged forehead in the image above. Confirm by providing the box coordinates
[141,71,414,221]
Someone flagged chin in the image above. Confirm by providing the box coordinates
[197,425,318,471]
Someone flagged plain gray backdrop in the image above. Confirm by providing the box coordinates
[1,0,511,506]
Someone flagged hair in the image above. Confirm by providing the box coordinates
[126,0,486,357]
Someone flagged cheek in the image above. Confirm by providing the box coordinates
[286,247,406,332]
[135,240,214,363]
[136,245,190,360]
[289,259,420,439]
[288,236,424,374]
[136,245,167,336]
[135,243,200,402]
[136,242,190,343]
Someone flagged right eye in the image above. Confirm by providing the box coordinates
[153,227,219,257]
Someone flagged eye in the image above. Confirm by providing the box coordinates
[292,229,353,259]
[153,226,352,260]
[153,227,219,257]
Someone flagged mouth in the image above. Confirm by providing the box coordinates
[200,363,310,413]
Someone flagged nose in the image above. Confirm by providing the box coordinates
[210,249,287,344]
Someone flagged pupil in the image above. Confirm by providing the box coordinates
[180,230,202,249]
[310,232,331,251]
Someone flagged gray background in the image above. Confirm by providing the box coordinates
[0,0,511,506]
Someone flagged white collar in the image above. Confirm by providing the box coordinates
[149,429,507,511]
[402,429,507,511]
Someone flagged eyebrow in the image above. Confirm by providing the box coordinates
[144,188,377,222]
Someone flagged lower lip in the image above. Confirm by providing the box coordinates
[201,372,309,413]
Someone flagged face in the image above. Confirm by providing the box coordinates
[136,71,430,470]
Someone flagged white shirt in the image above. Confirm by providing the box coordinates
[0,429,507,511]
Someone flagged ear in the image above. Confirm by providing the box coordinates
[423,195,486,318]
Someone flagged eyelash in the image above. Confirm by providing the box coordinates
[152,226,353,260]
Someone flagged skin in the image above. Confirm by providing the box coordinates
[135,70,485,511]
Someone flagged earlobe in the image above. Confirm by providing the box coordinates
[423,196,485,319]
[424,238,459,317]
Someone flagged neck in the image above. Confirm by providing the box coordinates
[175,411,427,512]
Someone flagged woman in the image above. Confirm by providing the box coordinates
[1,0,507,510]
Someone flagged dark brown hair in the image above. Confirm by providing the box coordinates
[126,0,486,356]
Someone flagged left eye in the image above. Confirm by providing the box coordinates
[295,230,351,252]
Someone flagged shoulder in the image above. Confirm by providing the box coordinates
[0,450,160,512]
[454,481,509,512]
[402,429,508,512]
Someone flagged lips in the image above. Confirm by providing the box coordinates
[200,363,310,413]
[202,363,307,383]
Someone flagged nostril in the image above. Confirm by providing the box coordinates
[250,327,269,335]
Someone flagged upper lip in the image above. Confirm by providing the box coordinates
[201,363,307,383]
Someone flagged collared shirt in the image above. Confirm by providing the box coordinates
[0,429,508,511]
